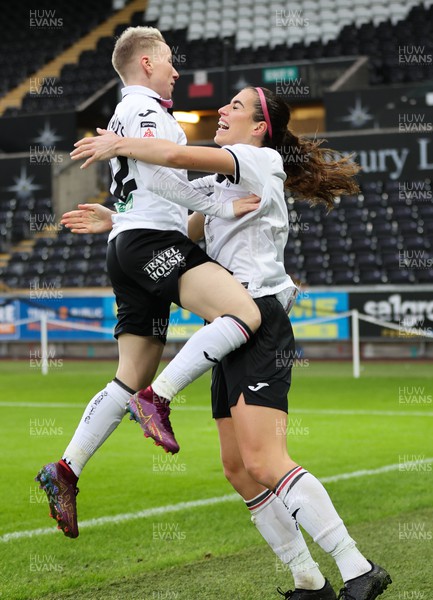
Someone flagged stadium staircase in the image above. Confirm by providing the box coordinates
[0,0,147,116]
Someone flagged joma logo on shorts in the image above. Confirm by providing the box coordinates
[143,247,185,281]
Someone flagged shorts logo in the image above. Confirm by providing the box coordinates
[247,382,270,392]
[142,247,185,282]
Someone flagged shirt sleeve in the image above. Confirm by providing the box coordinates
[222,144,286,197]
[189,175,215,194]
[149,167,235,218]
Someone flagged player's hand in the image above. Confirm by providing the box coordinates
[232,194,260,217]
[70,128,120,169]
[61,203,114,234]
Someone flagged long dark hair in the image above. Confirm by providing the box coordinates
[250,86,360,210]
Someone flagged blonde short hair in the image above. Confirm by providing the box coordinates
[112,26,166,82]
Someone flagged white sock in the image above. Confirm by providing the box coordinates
[275,467,372,582]
[247,490,326,590]
[62,380,131,477]
[152,315,250,400]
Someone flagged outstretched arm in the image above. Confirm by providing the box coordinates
[61,203,114,233]
[71,128,235,175]
[60,195,259,236]
[148,167,259,218]
[71,131,260,219]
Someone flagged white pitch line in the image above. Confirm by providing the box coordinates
[2,458,432,543]
[319,458,433,483]
[0,402,210,410]
[0,402,432,417]
[0,402,82,408]
[0,495,239,543]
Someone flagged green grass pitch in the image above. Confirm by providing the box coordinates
[0,360,432,599]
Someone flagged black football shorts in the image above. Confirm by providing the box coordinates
[106,229,212,343]
[211,295,296,418]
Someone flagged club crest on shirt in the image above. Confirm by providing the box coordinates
[114,192,134,212]
[140,121,156,138]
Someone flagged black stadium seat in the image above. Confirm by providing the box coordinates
[359,269,387,285]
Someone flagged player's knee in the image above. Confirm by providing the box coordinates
[249,303,261,332]
[243,459,273,489]
[221,456,244,487]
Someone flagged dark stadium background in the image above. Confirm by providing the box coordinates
[0,0,432,360]
[0,4,432,600]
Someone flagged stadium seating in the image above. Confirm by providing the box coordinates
[144,0,433,86]
[0,0,116,101]
[2,8,154,117]
[282,176,433,286]
[0,225,111,290]
[1,1,432,290]
[1,178,432,289]
[2,1,433,116]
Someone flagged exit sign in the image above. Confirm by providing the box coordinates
[263,66,299,82]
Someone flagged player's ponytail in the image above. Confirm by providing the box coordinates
[250,87,360,211]
[278,128,360,211]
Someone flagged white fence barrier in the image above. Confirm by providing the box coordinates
[8,311,433,377]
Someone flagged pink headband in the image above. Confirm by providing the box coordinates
[255,87,272,139]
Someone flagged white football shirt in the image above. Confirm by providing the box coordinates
[204,144,298,307]
[107,86,235,242]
